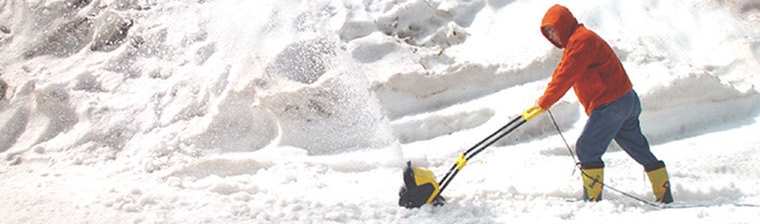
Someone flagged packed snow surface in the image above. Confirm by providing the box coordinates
[1,0,760,223]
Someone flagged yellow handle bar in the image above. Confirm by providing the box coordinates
[520,105,544,121]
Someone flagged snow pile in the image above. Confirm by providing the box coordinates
[1,0,759,223]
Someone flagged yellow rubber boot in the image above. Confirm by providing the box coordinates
[646,162,673,204]
[581,167,604,202]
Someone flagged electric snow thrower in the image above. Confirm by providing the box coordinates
[398,106,544,209]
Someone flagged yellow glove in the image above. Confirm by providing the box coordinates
[520,105,545,121]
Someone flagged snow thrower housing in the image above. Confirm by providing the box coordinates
[397,106,544,209]
[398,161,445,208]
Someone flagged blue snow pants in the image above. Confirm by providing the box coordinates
[576,90,659,167]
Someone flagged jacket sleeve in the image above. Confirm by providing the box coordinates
[537,36,594,109]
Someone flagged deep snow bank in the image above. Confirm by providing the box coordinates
[1,0,756,165]
[641,73,760,143]
[0,0,402,166]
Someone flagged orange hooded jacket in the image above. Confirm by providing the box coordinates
[537,4,632,115]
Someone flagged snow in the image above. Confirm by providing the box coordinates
[1,0,759,223]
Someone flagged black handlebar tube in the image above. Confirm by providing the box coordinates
[433,115,528,200]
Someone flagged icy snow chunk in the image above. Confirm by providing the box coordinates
[193,91,278,152]
[0,82,78,155]
[33,84,79,141]
[348,32,399,63]
[338,10,377,42]
[64,0,92,9]
[0,25,10,47]
[194,42,216,65]
[90,12,133,52]
[0,107,29,153]
[71,72,103,92]
[370,0,474,49]
[339,1,383,42]
[265,38,336,84]
[24,17,94,58]
[110,0,153,11]
[261,71,392,155]
[0,78,6,100]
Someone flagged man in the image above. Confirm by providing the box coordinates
[533,4,673,203]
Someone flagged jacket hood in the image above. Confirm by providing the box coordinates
[541,4,578,49]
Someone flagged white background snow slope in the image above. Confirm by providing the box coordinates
[1,0,760,223]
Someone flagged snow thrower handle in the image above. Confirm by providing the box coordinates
[521,105,544,121]
[435,106,544,197]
